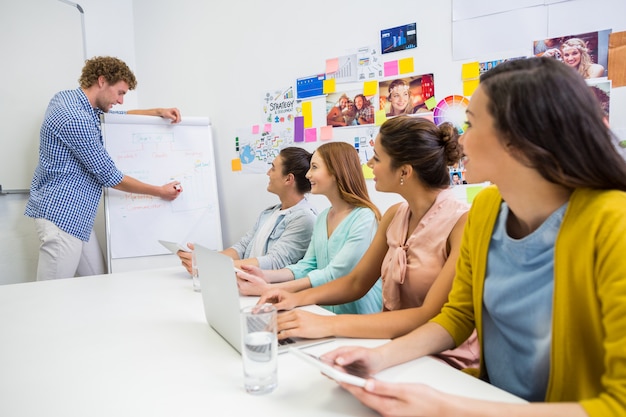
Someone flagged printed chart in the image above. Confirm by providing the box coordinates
[433,95,470,134]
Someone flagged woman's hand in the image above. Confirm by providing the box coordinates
[320,345,384,376]
[257,288,298,310]
[276,309,334,340]
[340,379,444,417]
[177,242,195,275]
[236,265,269,296]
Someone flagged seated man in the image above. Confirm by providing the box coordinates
[178,147,316,272]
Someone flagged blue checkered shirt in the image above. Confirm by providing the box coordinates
[25,88,124,241]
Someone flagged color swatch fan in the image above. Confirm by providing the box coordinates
[433,95,470,134]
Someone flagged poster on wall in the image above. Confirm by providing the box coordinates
[235,126,294,174]
[325,82,376,127]
[587,78,611,122]
[262,86,298,124]
[326,54,358,84]
[356,46,383,80]
[380,22,417,54]
[533,29,611,79]
[478,56,526,75]
[378,74,435,117]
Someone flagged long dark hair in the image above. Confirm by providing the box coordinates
[378,115,462,189]
[480,57,626,191]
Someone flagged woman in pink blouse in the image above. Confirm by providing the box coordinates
[258,115,478,371]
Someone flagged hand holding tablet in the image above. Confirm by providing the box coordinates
[158,239,191,253]
[289,347,371,387]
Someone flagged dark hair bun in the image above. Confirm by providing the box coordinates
[437,122,463,165]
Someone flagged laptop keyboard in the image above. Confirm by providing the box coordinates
[246,315,296,346]
[278,337,296,346]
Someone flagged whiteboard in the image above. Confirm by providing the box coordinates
[0,0,85,191]
[102,114,223,272]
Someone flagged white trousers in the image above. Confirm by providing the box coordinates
[34,218,106,281]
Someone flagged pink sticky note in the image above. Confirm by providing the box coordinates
[320,125,333,141]
[304,128,317,142]
[252,125,260,134]
[384,61,399,77]
[326,58,339,74]
[264,123,272,133]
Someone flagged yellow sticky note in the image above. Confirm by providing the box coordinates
[425,96,437,110]
[398,57,414,74]
[463,79,480,97]
[375,109,387,126]
[323,78,336,94]
[461,62,480,80]
[231,158,242,171]
[362,163,374,179]
[320,125,333,140]
[363,80,378,97]
[302,101,313,128]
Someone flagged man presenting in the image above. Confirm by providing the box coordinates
[25,56,182,280]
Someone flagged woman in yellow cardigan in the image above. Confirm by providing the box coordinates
[320,57,626,417]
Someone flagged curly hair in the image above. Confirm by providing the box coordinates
[79,56,137,90]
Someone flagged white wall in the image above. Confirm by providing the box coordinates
[2,0,625,284]
[131,0,460,247]
[131,0,626,250]
[0,0,137,284]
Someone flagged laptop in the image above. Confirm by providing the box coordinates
[194,244,333,354]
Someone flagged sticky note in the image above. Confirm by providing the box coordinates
[466,185,484,204]
[384,61,399,77]
[305,128,317,142]
[231,158,242,171]
[323,78,336,94]
[326,58,339,74]
[302,101,313,128]
[363,80,378,97]
[463,79,480,97]
[398,57,414,74]
[425,96,437,110]
[375,109,387,126]
[362,163,374,179]
[461,62,480,80]
[320,125,333,141]
[264,123,272,133]
[294,116,304,142]
[252,125,260,134]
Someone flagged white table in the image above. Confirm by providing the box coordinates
[0,267,524,416]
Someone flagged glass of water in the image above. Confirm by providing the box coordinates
[191,250,201,292]
[240,303,278,394]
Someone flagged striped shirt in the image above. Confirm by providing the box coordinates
[25,88,124,241]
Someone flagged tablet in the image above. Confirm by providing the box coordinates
[289,347,370,387]
[158,240,191,253]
